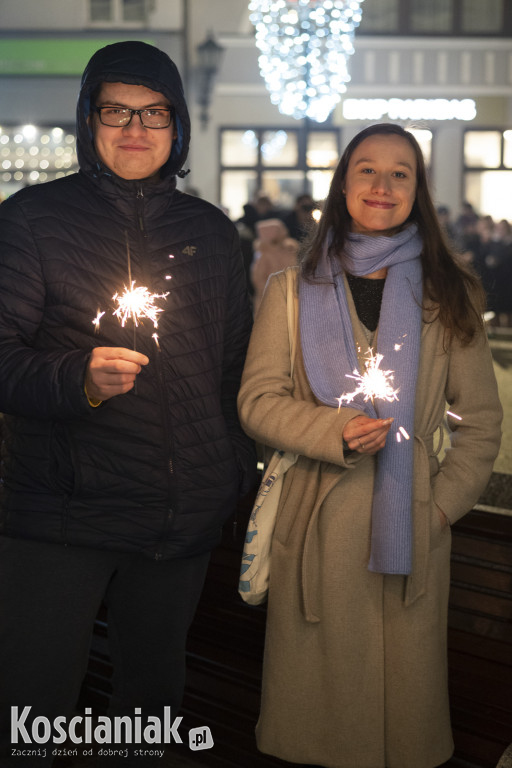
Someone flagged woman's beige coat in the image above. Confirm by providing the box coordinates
[237,267,502,768]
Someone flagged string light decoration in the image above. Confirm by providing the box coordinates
[248,0,364,123]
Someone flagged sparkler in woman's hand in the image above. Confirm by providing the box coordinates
[337,348,400,409]
[337,348,411,443]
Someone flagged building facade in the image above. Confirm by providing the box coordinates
[0,0,511,224]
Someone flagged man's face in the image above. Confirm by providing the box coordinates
[90,82,176,180]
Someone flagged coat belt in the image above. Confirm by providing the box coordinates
[299,429,442,622]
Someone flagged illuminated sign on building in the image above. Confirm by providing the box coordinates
[342,98,477,122]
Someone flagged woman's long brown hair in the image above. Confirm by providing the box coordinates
[301,123,485,345]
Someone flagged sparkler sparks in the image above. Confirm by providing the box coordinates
[396,426,410,442]
[111,234,169,333]
[112,282,169,329]
[337,349,400,409]
[393,333,408,352]
[92,237,171,346]
[92,310,105,333]
[165,254,174,281]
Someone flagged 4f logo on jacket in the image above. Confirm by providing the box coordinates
[182,246,197,256]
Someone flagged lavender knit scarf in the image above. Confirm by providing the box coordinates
[300,225,423,574]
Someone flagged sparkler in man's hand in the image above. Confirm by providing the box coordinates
[91,234,171,395]
[112,232,169,351]
[92,232,170,350]
[112,282,169,348]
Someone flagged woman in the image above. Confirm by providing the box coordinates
[237,124,502,768]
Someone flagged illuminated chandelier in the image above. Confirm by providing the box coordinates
[248,0,364,123]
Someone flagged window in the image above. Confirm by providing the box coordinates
[465,170,512,220]
[461,0,503,33]
[220,127,340,220]
[124,0,147,22]
[219,126,434,221]
[89,0,147,25]
[221,171,258,222]
[306,132,339,169]
[463,130,512,220]
[356,0,398,33]
[260,170,306,212]
[358,0,509,36]
[464,131,501,168]
[410,0,453,33]
[261,131,298,168]
[221,131,258,167]
[504,131,512,169]
[306,170,335,204]
[89,0,112,22]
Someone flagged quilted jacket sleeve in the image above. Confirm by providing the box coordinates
[0,195,93,420]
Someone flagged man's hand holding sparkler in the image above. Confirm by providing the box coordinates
[342,414,394,456]
[85,347,149,401]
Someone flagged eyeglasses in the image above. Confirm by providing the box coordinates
[95,106,173,129]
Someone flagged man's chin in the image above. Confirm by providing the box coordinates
[113,166,161,182]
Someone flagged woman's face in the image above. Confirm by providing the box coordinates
[343,134,417,236]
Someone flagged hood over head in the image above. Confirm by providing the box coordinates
[256,218,289,243]
[76,40,190,180]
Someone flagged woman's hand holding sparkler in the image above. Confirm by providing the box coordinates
[342,414,394,456]
[85,347,149,401]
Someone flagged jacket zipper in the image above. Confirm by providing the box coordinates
[136,186,146,233]
[135,185,177,560]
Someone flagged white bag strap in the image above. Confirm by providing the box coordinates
[285,268,298,378]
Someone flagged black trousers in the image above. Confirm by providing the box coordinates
[0,535,210,766]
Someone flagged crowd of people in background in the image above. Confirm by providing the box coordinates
[437,201,512,328]
[231,191,512,328]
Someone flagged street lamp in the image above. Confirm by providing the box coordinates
[195,32,224,130]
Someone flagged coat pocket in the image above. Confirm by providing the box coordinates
[272,463,300,547]
[429,496,452,552]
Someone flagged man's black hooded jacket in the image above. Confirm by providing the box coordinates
[0,41,256,559]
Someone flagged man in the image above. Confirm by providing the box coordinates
[0,41,255,766]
